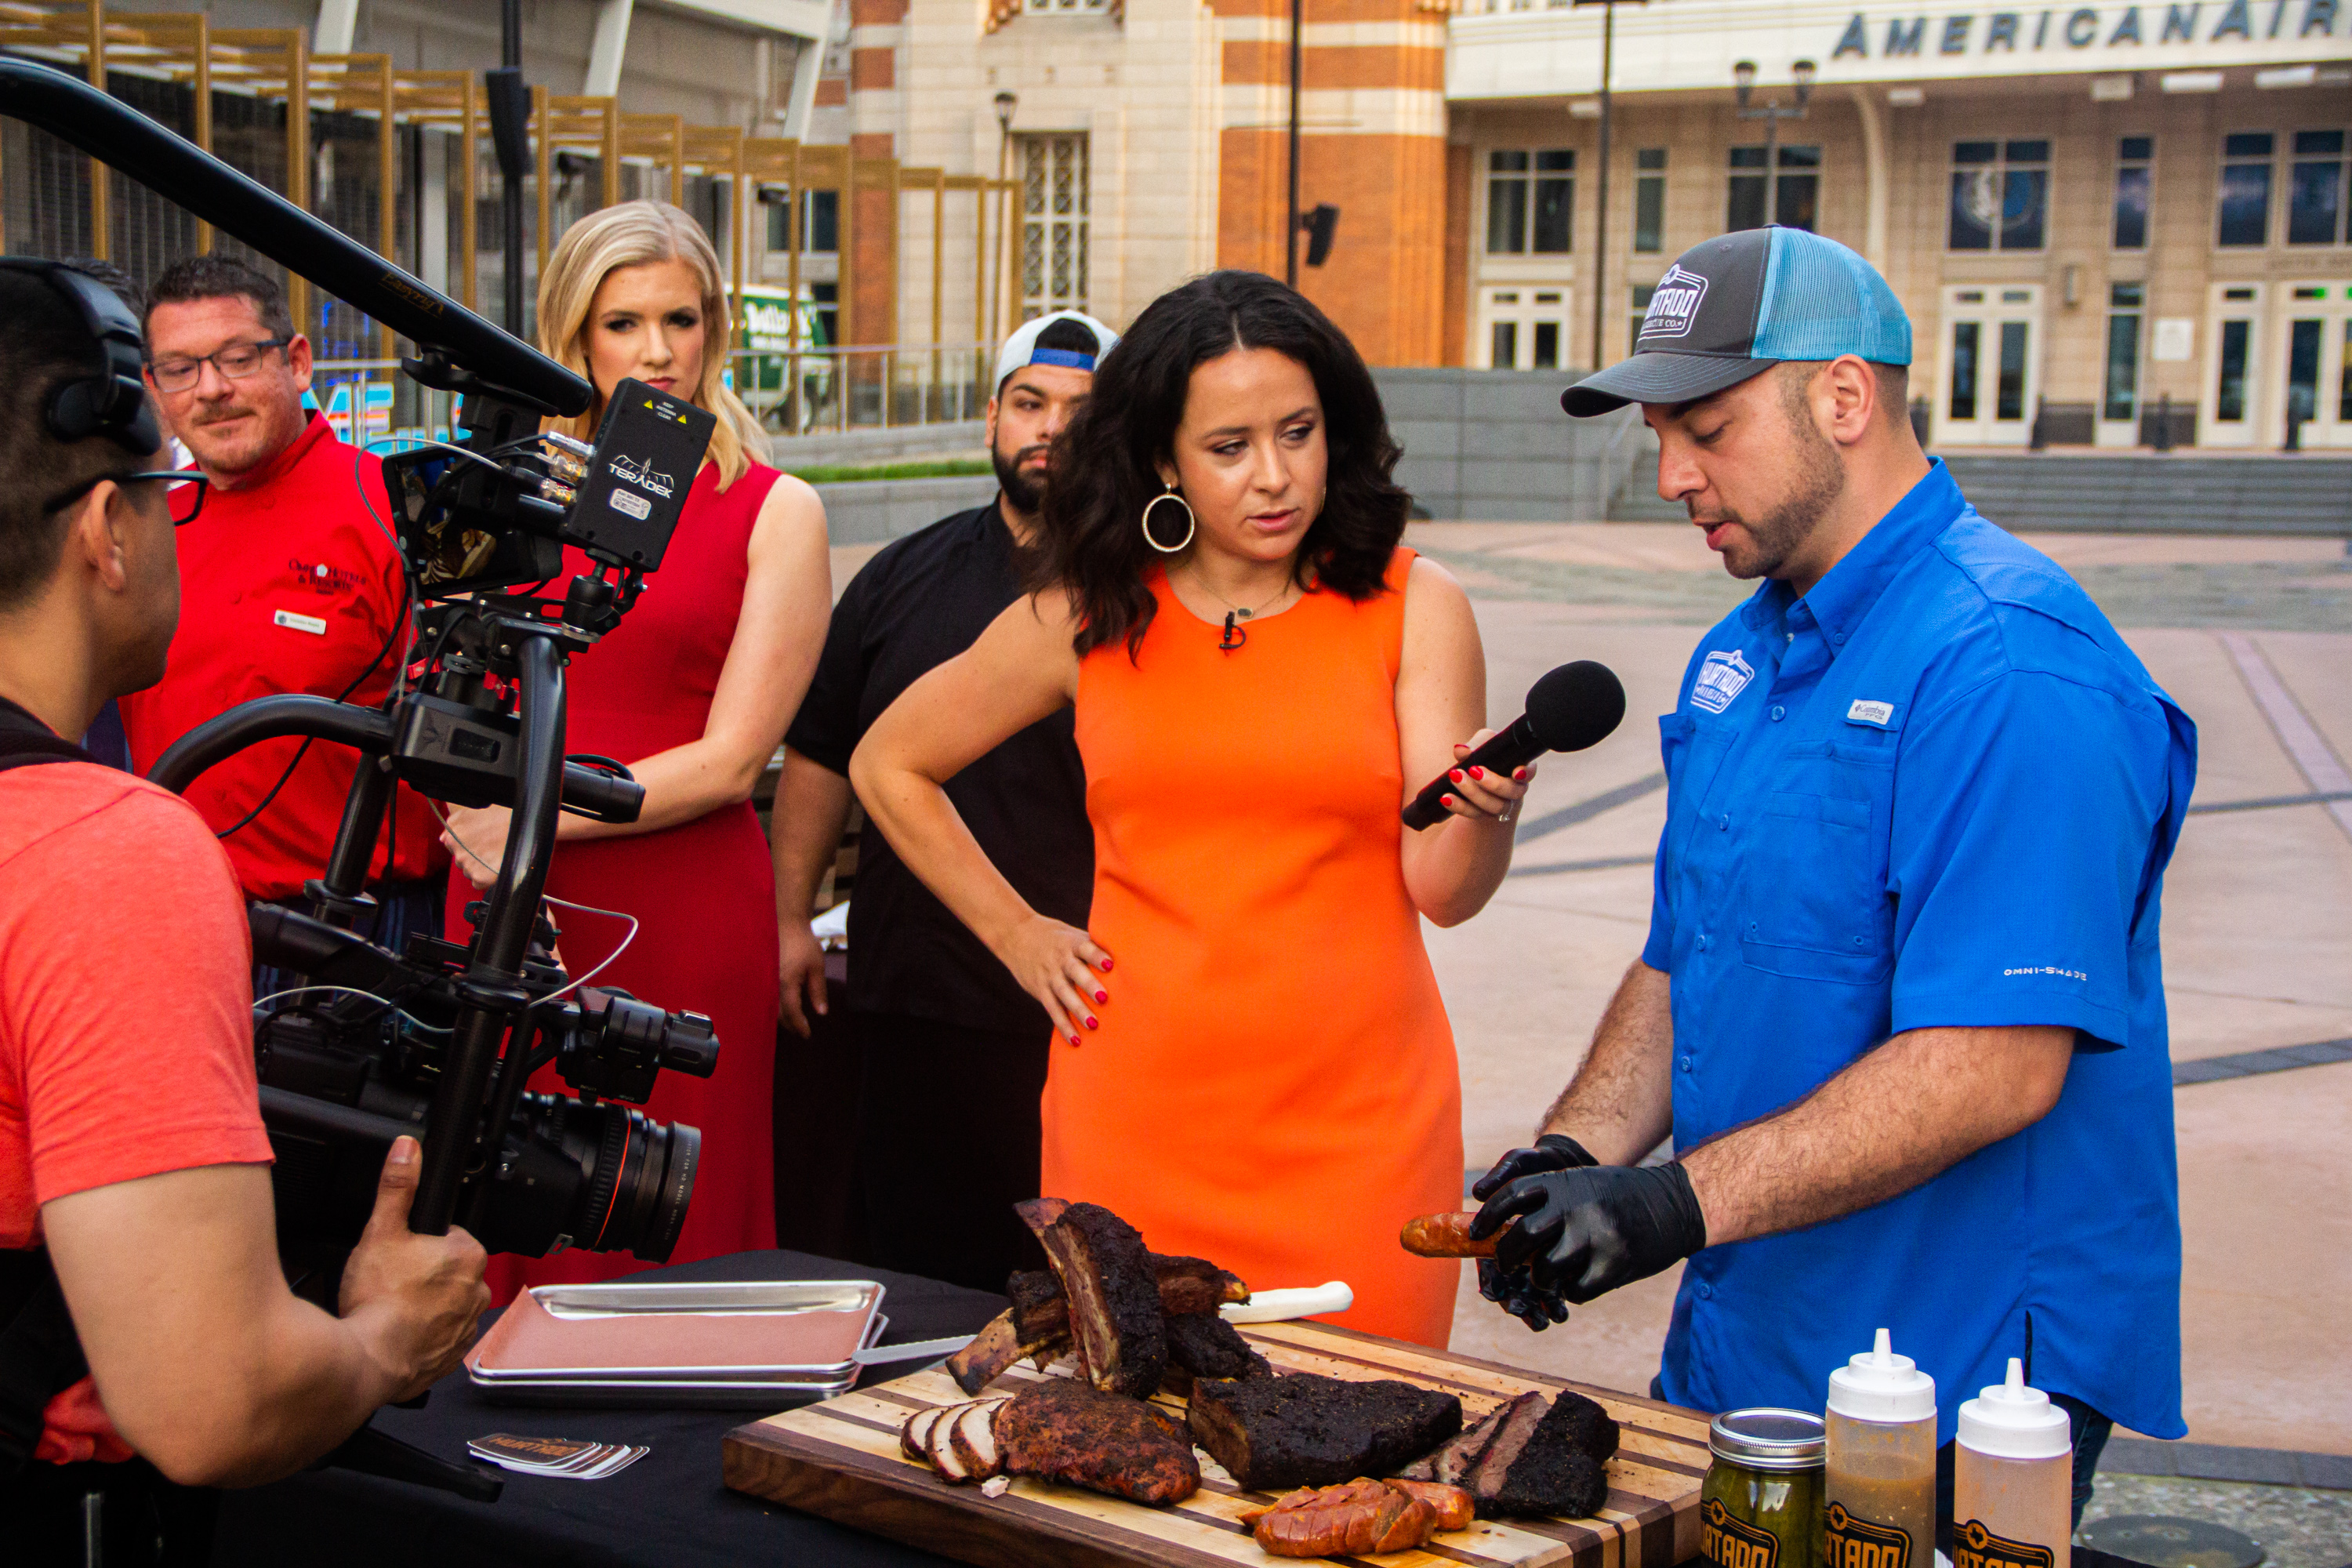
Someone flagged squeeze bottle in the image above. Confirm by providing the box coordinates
[1952,1359,2072,1568]
[1824,1329,1936,1568]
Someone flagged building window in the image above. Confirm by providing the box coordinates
[2216,132,2274,246]
[1948,320,1980,421]
[768,187,838,252]
[2103,282,2143,423]
[2112,136,2152,249]
[2215,318,2252,421]
[2288,129,2347,245]
[1949,139,2049,251]
[1631,282,1654,351]
[2287,314,2323,424]
[1728,145,1819,233]
[1017,133,1089,318]
[1487,150,1573,255]
[1632,148,1666,253]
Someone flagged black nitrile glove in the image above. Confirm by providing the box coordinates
[1469,1133,1597,1202]
[1478,1255,1570,1331]
[1472,1162,1708,1305]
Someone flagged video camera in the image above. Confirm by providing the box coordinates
[0,66,720,1294]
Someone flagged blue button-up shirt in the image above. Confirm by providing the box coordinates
[1643,459,2194,1442]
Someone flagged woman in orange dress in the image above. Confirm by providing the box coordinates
[853,272,1529,1346]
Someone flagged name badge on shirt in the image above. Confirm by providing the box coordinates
[1846,699,1895,728]
[274,608,328,636]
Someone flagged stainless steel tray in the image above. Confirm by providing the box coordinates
[467,1278,888,1385]
[470,1369,862,1409]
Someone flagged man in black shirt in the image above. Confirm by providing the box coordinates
[775,311,1116,1290]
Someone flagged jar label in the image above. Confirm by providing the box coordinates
[1826,1502,1911,1568]
[1953,1518,2056,1568]
[1703,1497,1780,1568]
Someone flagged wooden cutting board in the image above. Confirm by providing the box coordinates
[723,1318,1710,1568]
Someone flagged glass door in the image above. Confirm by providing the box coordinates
[1936,285,2041,447]
[1477,287,1573,370]
[2278,282,2352,450]
[2204,283,2265,448]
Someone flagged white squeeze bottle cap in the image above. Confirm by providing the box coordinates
[1828,1327,1936,1424]
[1956,1359,2071,1459]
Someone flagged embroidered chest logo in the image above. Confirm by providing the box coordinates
[1691,649,1755,714]
[287,557,367,596]
[1641,262,1709,342]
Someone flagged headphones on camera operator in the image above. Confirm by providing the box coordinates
[0,57,732,1543]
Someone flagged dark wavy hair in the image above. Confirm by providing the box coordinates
[1033,270,1410,659]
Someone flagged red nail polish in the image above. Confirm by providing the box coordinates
[1095,990,1109,1004]
[1069,1034,1083,1047]
[1086,1016,1098,1029]
[1469,766,1486,779]
[1101,959,1114,972]
[1514,768,1530,781]
[1441,794,1457,808]
[1450,769,1465,783]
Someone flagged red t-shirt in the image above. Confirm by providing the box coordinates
[0,763,274,1464]
[118,414,446,902]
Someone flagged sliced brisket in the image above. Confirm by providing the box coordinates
[1468,1392,1620,1521]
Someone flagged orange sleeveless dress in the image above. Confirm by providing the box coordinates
[1049,546,1462,1347]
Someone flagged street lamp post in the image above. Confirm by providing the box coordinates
[1732,58,1814,229]
[1573,0,1642,375]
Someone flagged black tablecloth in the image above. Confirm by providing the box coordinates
[211,1250,1004,1568]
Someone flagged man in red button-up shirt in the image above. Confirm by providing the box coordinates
[116,257,445,956]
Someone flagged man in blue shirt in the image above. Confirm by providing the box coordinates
[1471,228,2195,1531]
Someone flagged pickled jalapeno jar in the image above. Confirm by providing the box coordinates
[1703,1408,1827,1568]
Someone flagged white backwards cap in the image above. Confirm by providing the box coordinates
[993,310,1120,393]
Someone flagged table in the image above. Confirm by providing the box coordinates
[209,1249,1005,1568]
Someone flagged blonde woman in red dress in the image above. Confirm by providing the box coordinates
[441,201,831,1298]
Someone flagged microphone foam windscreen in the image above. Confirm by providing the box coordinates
[1525,660,1627,753]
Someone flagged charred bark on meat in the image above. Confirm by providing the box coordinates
[1033,1203,1166,1398]
[1188,1372,1462,1492]
[1159,1312,1272,1395]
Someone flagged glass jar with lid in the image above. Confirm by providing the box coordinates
[1702,1408,1826,1568]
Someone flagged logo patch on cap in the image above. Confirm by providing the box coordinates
[1639,262,1709,343]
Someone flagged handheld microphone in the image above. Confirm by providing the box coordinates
[1402,660,1626,830]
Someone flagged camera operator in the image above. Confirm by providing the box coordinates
[0,263,488,1562]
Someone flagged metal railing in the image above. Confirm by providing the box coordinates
[307,344,993,449]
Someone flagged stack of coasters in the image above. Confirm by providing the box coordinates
[467,1432,651,1479]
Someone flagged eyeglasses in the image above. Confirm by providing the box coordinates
[144,338,289,394]
[42,470,212,526]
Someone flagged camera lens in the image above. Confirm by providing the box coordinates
[479,1093,700,1262]
[568,1102,701,1262]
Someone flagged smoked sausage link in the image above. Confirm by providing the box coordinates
[1399,1211,1506,1258]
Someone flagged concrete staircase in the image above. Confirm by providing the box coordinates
[1936,452,2352,536]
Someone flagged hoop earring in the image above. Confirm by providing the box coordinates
[1141,484,1196,554]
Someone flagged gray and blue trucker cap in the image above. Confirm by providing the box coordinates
[1561,226,1911,417]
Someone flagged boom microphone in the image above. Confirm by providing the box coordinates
[1402,660,1626,830]
[0,57,591,417]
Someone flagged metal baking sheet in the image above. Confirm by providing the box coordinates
[470,1370,860,1409]
[468,1279,888,1383]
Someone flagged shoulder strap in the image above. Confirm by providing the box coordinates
[0,698,92,775]
[0,1247,89,1475]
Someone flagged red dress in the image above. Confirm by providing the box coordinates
[456,459,784,1301]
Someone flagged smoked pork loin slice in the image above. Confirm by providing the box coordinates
[993,1377,1200,1505]
[1188,1371,1462,1492]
